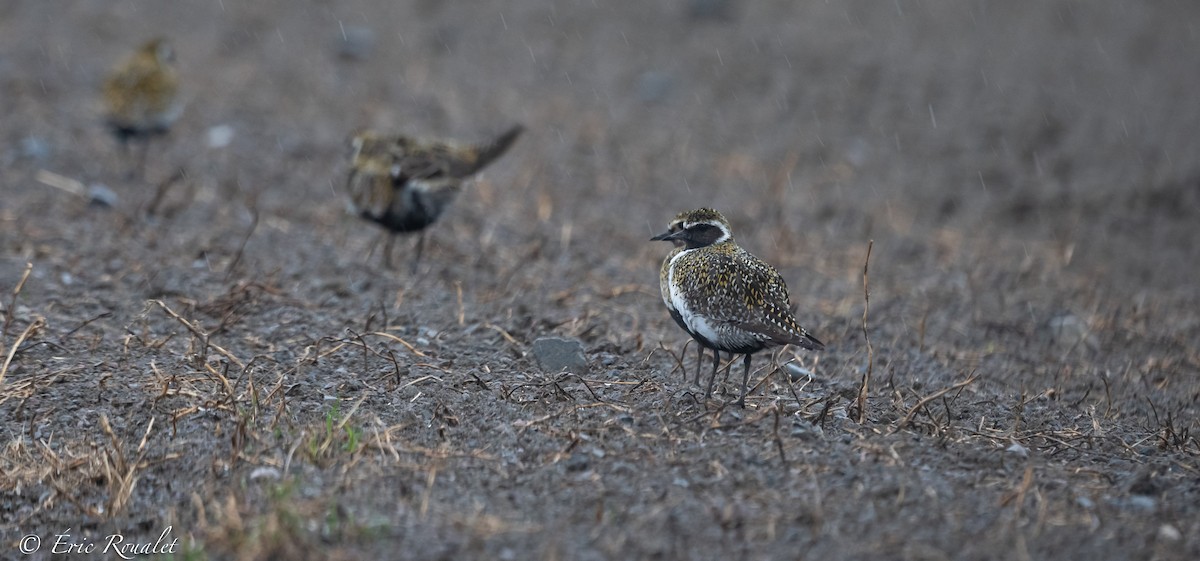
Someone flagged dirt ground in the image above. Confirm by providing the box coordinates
[2,1,1199,559]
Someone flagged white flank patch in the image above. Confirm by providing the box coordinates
[668,249,721,344]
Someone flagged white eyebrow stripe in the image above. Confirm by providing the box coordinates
[714,222,731,243]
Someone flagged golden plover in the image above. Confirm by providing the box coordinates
[345,125,523,271]
[652,208,824,406]
[102,37,183,176]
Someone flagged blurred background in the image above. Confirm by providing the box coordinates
[5,1,1199,288]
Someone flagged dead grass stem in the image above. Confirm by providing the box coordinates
[98,414,157,517]
[856,240,874,423]
[148,298,246,368]
[893,372,980,433]
[0,262,38,388]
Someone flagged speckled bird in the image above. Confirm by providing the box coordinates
[652,208,824,406]
[102,37,183,176]
[345,125,523,271]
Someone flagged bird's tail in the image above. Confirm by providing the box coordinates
[470,124,524,173]
[799,331,825,351]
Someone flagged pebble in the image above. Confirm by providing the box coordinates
[250,467,281,481]
[1043,311,1099,352]
[531,336,588,373]
[791,421,824,440]
[785,363,815,382]
[1127,495,1157,511]
[337,25,376,61]
[636,71,673,103]
[1158,524,1181,541]
[207,124,235,148]
[564,452,589,472]
[1005,442,1029,458]
[18,136,52,162]
[87,183,118,208]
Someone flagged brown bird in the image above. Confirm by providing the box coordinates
[101,37,182,177]
[345,125,524,271]
[652,208,824,406]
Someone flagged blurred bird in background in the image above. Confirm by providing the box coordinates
[345,125,524,271]
[102,37,183,179]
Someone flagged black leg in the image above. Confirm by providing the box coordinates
[411,232,426,274]
[693,344,704,385]
[738,353,752,408]
[136,138,151,181]
[705,349,719,398]
[117,137,135,180]
[382,234,396,269]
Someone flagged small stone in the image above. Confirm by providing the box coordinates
[785,363,814,382]
[845,138,870,167]
[1158,524,1181,541]
[531,337,588,373]
[1046,312,1086,339]
[207,124,235,148]
[418,326,440,339]
[564,452,589,472]
[250,466,281,481]
[636,71,673,103]
[18,136,52,162]
[1005,442,1029,458]
[87,183,118,208]
[1043,311,1099,352]
[791,421,824,440]
[337,25,376,61]
[1128,495,1157,511]
[1126,467,1161,496]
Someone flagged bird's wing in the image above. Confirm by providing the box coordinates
[392,145,451,182]
[733,314,825,350]
[693,249,823,350]
[392,126,523,181]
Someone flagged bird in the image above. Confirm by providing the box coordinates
[101,37,183,178]
[652,208,824,407]
[344,125,523,271]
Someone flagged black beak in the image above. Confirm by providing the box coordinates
[650,230,683,242]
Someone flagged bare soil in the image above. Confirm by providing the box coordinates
[2,2,1199,560]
